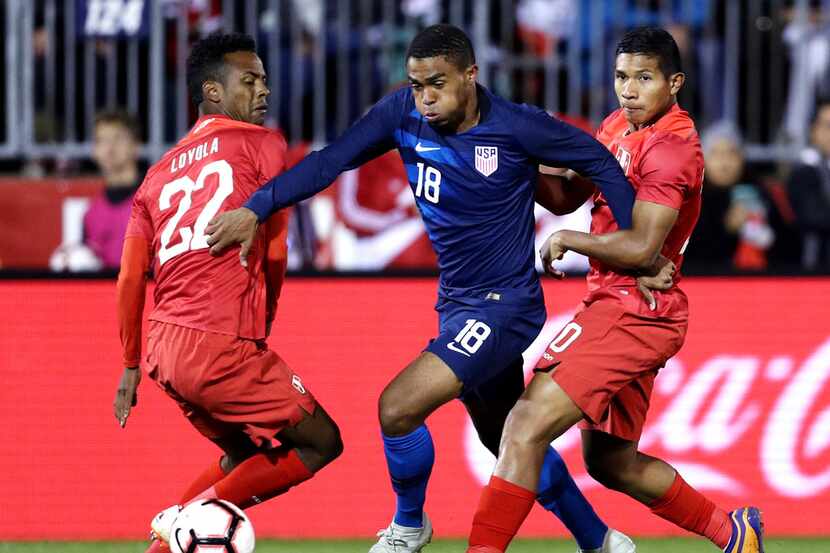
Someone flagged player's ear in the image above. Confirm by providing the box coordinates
[466,64,478,84]
[669,72,685,96]
[202,80,223,105]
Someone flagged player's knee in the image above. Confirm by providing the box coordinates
[377,394,420,436]
[501,399,550,449]
[317,418,344,466]
[584,454,633,492]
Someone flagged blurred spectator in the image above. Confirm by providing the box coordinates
[686,121,775,271]
[51,110,142,272]
[780,0,830,145]
[787,100,830,269]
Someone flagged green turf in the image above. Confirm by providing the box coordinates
[1,539,828,552]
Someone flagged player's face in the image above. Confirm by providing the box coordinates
[811,105,830,157]
[614,53,684,130]
[92,122,139,179]
[407,56,477,131]
[218,51,270,125]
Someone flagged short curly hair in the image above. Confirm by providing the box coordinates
[186,32,257,105]
[406,24,476,71]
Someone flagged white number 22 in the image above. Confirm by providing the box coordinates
[158,159,234,265]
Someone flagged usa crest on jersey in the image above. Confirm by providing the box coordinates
[474,146,498,177]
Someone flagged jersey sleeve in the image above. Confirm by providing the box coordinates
[255,130,288,185]
[636,136,698,210]
[124,186,154,242]
[117,236,151,367]
[514,107,635,229]
[243,89,406,221]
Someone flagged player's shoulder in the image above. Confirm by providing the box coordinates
[596,109,627,140]
[646,105,701,150]
[489,89,548,123]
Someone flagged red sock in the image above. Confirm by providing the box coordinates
[195,447,314,509]
[467,476,536,553]
[179,458,228,504]
[649,473,732,548]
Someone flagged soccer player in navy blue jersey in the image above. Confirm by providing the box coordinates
[207,24,647,553]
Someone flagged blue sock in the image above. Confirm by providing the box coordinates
[382,424,435,528]
[537,447,607,550]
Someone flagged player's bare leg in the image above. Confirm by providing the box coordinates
[579,430,676,504]
[369,352,463,552]
[462,360,633,553]
[278,403,344,473]
[581,431,763,553]
[493,374,583,490]
[466,374,583,552]
[378,351,463,436]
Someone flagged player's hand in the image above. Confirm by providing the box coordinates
[205,208,259,268]
[114,367,141,428]
[540,232,567,279]
[635,259,675,310]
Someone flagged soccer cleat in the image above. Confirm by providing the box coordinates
[578,528,637,553]
[369,513,433,553]
[149,504,182,545]
[723,507,764,553]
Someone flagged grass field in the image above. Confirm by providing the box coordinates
[1,539,828,553]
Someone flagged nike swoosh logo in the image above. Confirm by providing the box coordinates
[415,142,441,153]
[447,342,471,357]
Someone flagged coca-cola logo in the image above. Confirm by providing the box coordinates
[464,312,830,499]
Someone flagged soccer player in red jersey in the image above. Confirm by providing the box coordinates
[113,33,342,553]
[466,28,764,553]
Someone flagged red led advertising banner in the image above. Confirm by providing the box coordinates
[1,277,828,539]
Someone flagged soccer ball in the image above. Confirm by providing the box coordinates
[168,499,255,553]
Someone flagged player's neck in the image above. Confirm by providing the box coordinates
[199,105,232,121]
[455,90,481,134]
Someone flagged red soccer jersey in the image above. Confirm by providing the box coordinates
[589,104,704,304]
[125,115,288,339]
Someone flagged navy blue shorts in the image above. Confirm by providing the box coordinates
[424,295,546,399]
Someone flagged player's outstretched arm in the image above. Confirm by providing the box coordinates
[517,109,635,228]
[535,168,595,215]
[541,199,678,273]
[206,92,404,257]
[114,236,150,428]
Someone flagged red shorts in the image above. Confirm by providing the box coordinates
[144,321,317,448]
[536,289,687,442]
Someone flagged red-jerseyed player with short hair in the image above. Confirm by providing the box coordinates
[466,27,764,553]
[113,32,342,553]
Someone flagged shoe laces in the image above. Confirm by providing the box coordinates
[376,525,413,548]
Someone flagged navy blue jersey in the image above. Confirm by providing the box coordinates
[245,85,634,301]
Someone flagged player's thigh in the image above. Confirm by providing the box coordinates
[461,357,525,454]
[379,351,464,423]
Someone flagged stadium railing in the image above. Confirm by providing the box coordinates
[4,0,828,164]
